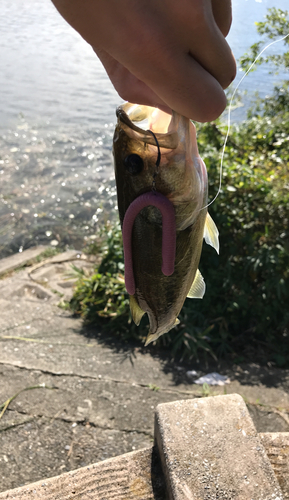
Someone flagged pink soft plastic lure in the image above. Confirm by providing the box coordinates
[122,191,176,295]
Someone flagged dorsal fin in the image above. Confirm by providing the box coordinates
[204,213,219,254]
[187,269,206,299]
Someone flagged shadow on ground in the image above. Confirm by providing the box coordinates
[78,321,289,391]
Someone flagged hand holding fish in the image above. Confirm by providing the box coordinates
[51,0,236,121]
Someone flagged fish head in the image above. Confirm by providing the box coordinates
[113,103,207,228]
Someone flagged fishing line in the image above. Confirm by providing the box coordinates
[202,32,289,211]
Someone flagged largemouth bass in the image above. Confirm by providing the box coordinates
[113,103,219,346]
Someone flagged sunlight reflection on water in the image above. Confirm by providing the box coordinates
[0,119,118,257]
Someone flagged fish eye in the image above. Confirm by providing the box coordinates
[124,154,144,175]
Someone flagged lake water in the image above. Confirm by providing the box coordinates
[0,0,288,257]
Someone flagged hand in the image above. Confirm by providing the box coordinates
[51,0,236,122]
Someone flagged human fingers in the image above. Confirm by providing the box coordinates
[211,0,232,37]
[163,0,235,90]
[99,50,226,122]
[131,50,227,122]
[95,3,234,121]
[50,0,234,121]
[96,1,236,120]
[100,40,227,122]
[98,3,234,121]
[94,48,171,113]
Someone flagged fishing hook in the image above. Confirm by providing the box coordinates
[146,129,161,191]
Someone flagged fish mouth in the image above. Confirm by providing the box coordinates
[116,103,179,150]
[144,317,180,346]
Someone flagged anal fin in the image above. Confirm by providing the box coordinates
[187,269,206,299]
[129,295,145,326]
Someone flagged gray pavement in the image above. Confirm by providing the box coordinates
[0,248,288,493]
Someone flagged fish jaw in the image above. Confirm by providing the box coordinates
[144,318,180,346]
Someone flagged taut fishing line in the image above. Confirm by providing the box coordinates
[203,32,289,211]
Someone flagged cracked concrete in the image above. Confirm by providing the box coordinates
[0,248,289,493]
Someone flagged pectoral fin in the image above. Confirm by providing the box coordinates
[129,295,145,326]
[204,213,219,254]
[187,269,206,299]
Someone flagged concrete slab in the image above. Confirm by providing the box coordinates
[0,447,166,500]
[260,432,289,499]
[0,252,289,494]
[155,394,284,500]
[1,405,288,500]
[0,247,48,277]
[27,251,97,301]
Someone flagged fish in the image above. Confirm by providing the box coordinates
[113,103,219,346]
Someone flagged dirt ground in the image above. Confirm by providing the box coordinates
[0,251,288,493]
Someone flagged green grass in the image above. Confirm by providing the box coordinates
[69,86,289,367]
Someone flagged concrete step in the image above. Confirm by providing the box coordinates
[155,394,284,499]
[1,395,288,499]
[260,432,289,499]
[0,447,165,500]
[0,246,48,277]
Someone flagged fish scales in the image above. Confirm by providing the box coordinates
[113,103,219,345]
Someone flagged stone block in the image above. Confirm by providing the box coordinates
[155,394,284,499]
[260,432,289,499]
